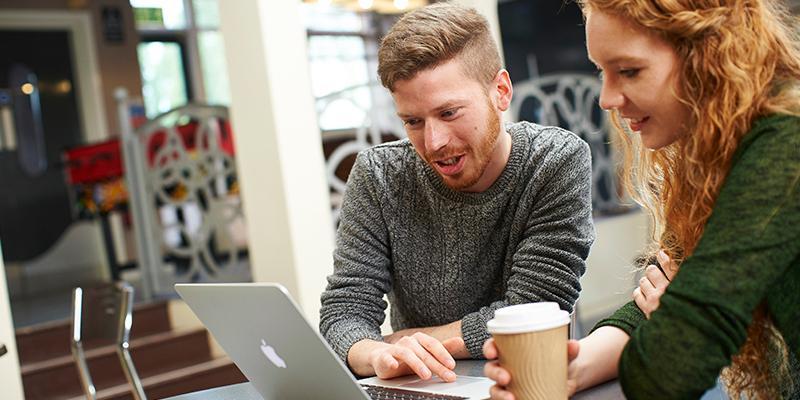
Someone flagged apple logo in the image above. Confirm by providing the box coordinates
[261,339,287,368]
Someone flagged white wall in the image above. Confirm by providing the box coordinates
[216,0,336,326]
[0,242,26,400]
[577,209,652,336]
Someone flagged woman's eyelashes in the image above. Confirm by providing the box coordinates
[620,68,640,78]
[594,68,640,79]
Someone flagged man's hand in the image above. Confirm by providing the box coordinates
[384,320,471,359]
[348,333,463,382]
[633,251,677,319]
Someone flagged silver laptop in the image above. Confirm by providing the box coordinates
[175,282,493,400]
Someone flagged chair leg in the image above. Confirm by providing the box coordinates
[118,346,147,400]
[71,342,98,400]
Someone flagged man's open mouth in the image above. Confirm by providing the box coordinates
[437,155,462,166]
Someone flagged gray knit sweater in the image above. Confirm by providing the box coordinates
[319,121,595,363]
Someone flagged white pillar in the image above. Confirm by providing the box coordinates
[0,242,25,400]
[216,0,335,325]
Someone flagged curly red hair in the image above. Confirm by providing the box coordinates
[577,0,800,397]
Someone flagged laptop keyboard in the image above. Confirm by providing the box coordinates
[362,384,469,400]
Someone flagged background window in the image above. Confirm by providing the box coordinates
[137,41,189,118]
[130,0,230,118]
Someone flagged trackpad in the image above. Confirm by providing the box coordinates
[397,376,488,389]
[359,375,493,398]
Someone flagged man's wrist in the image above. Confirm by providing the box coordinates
[423,320,462,342]
[426,321,471,359]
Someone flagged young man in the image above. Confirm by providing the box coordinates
[319,2,594,383]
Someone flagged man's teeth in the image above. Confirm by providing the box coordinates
[440,156,460,165]
[628,117,645,124]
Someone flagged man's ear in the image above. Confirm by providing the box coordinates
[493,69,513,112]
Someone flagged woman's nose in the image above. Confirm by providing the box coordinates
[598,80,625,111]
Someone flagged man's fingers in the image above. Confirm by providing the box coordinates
[413,334,457,381]
[441,337,464,360]
[378,351,399,371]
[394,334,455,382]
[386,344,432,380]
[412,333,456,367]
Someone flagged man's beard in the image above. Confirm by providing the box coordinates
[423,99,501,191]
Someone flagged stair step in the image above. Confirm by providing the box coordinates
[22,328,212,400]
[16,301,172,365]
[64,357,247,400]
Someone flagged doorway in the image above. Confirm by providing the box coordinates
[0,11,110,328]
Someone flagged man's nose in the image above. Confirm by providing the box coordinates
[424,120,450,152]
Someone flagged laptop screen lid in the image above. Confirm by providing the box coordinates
[175,282,493,400]
[175,282,370,400]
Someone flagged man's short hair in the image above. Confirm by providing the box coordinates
[377,2,503,92]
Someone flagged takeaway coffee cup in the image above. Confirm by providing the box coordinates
[486,302,570,400]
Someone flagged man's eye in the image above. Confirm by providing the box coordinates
[404,119,420,126]
[441,110,455,118]
[595,69,604,80]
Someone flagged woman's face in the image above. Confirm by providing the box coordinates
[586,9,691,150]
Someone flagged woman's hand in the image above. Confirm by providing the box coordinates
[482,338,514,400]
[633,251,678,319]
[482,338,581,400]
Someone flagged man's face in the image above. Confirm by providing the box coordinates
[391,59,512,192]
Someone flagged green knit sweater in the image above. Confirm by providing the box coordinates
[593,114,800,399]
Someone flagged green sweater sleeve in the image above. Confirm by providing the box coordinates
[591,301,646,336]
[610,115,800,399]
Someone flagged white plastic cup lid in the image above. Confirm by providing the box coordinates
[486,302,570,334]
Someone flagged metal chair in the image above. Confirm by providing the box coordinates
[71,281,146,400]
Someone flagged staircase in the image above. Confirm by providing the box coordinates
[15,300,247,400]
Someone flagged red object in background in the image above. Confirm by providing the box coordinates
[63,139,124,185]
[147,120,235,168]
[63,119,235,184]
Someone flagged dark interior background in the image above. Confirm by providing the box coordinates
[498,0,594,82]
[0,30,83,261]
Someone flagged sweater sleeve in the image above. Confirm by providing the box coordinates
[319,152,392,365]
[590,301,647,336]
[461,130,595,358]
[616,115,800,399]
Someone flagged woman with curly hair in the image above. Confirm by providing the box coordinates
[483,0,800,398]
